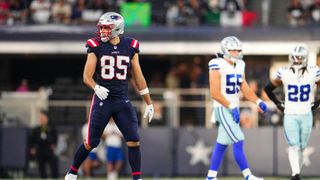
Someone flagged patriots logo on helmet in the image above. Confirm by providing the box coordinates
[110,15,121,20]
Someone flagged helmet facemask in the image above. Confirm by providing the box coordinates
[220,36,243,63]
[97,24,113,42]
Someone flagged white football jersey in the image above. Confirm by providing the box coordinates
[277,66,320,114]
[103,122,122,148]
[208,57,245,108]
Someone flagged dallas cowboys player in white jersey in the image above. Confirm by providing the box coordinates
[264,46,320,180]
[206,36,268,180]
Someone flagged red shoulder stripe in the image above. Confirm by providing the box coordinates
[130,39,139,49]
[87,38,99,47]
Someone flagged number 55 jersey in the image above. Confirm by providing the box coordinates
[86,37,139,100]
[208,57,245,108]
[277,66,320,114]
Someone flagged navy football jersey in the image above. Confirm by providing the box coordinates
[86,36,140,100]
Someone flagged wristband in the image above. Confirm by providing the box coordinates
[139,88,149,95]
[256,99,263,105]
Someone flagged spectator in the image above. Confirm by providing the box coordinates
[219,0,244,27]
[16,79,30,92]
[176,62,190,88]
[86,0,109,11]
[0,0,10,25]
[189,64,204,88]
[71,0,86,24]
[29,110,59,178]
[187,0,209,25]
[81,0,107,23]
[8,0,28,25]
[190,56,207,88]
[149,71,164,88]
[166,0,197,26]
[287,0,306,27]
[102,119,124,180]
[208,0,219,11]
[307,0,320,24]
[51,0,72,24]
[29,0,51,24]
[165,66,179,88]
[241,0,257,27]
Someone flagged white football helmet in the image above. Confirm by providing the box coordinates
[220,36,243,63]
[289,46,308,68]
[97,12,124,42]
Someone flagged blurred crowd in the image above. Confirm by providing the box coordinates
[287,0,320,27]
[0,0,125,25]
[0,0,319,26]
[166,0,257,27]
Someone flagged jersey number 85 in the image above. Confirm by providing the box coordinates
[100,55,129,80]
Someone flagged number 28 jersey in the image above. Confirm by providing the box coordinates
[208,57,245,108]
[277,66,320,114]
[86,36,139,100]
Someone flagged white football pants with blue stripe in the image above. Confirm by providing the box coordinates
[214,106,244,145]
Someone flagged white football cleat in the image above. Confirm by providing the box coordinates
[65,173,77,180]
[246,175,264,180]
[206,178,218,180]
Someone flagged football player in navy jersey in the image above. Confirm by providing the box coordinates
[65,12,154,180]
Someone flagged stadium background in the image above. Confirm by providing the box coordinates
[0,0,320,179]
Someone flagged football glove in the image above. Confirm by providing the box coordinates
[276,102,285,112]
[256,99,268,113]
[143,104,154,123]
[94,85,109,100]
[229,104,240,124]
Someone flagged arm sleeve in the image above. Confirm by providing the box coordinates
[264,82,281,105]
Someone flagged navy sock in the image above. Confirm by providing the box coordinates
[68,144,91,175]
[128,146,141,180]
[233,141,249,170]
[209,142,227,171]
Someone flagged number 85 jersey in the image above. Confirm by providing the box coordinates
[208,57,245,108]
[278,66,320,114]
[86,37,139,100]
